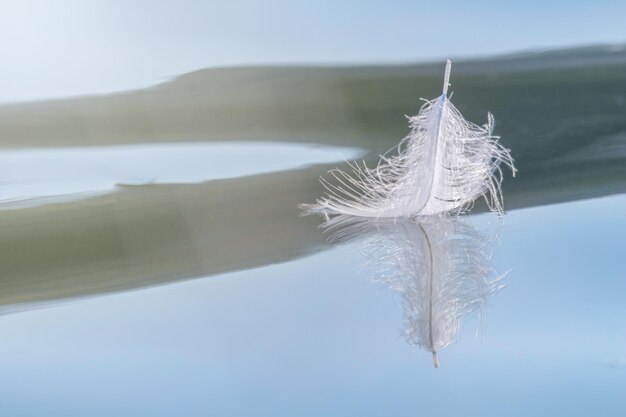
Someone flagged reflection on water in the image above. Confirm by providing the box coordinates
[0,142,361,209]
[0,194,624,416]
[323,214,509,366]
[0,46,624,415]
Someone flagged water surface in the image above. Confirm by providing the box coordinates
[0,47,624,416]
[0,142,361,208]
[0,192,623,417]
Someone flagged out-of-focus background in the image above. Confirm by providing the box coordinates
[1,0,625,103]
[0,1,624,416]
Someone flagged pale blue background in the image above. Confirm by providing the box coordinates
[1,0,625,102]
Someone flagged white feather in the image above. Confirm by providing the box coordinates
[324,214,509,367]
[301,60,516,219]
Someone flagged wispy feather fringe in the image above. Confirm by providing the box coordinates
[324,214,509,367]
[301,60,516,219]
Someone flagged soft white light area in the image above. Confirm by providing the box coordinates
[1,0,625,103]
[0,142,362,209]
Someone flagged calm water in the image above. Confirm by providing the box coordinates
[0,142,361,209]
[0,48,625,416]
[0,139,623,415]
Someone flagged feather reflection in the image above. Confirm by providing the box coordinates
[323,214,509,368]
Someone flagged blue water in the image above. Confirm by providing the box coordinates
[0,193,623,416]
[0,142,361,209]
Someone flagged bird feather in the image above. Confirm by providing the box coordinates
[301,60,516,219]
